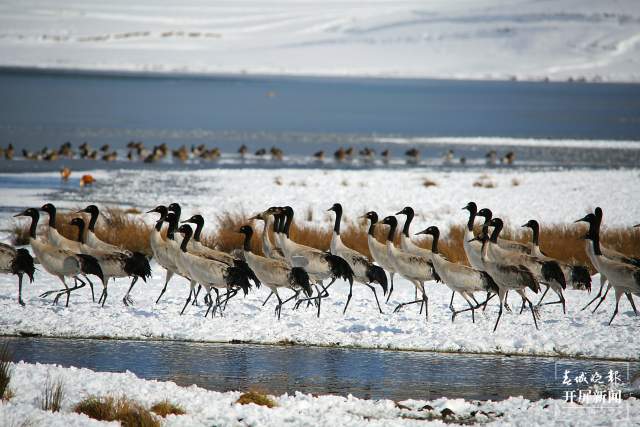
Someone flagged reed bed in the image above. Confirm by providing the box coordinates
[10,208,639,270]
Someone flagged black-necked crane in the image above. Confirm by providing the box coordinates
[470,230,540,331]
[328,203,387,314]
[521,219,592,309]
[485,218,566,314]
[576,209,639,315]
[248,207,286,261]
[147,205,180,304]
[476,208,530,254]
[461,202,484,271]
[277,206,354,316]
[14,208,103,307]
[69,218,151,307]
[237,225,311,320]
[363,211,397,302]
[380,216,436,320]
[416,226,498,323]
[0,242,35,306]
[582,220,640,325]
[176,224,252,317]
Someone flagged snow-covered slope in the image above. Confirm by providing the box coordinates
[1,0,639,82]
[1,362,638,426]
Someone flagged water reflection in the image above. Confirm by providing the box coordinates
[1,337,637,401]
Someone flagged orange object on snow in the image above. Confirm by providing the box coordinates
[60,167,71,181]
[80,174,95,186]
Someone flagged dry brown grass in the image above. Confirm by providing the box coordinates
[38,374,65,412]
[150,399,185,417]
[0,343,12,401]
[11,207,639,272]
[236,391,277,408]
[11,207,153,256]
[74,395,159,427]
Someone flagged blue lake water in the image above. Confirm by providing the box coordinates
[1,336,637,402]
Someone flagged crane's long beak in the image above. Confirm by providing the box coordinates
[13,211,26,217]
[520,223,528,228]
[574,215,589,223]
[415,229,428,235]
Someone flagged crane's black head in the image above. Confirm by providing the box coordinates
[521,219,538,229]
[462,202,477,213]
[177,224,192,236]
[14,208,39,219]
[477,208,493,219]
[79,205,99,216]
[266,206,282,215]
[328,203,342,214]
[168,203,181,213]
[381,216,397,227]
[594,207,603,220]
[395,206,414,216]
[70,217,85,228]
[489,217,503,228]
[238,225,253,235]
[575,213,595,224]
[146,205,168,218]
[416,225,439,236]
[182,214,204,225]
[40,203,56,214]
[364,211,378,223]
[282,206,294,217]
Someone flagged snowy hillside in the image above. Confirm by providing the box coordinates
[0,0,639,81]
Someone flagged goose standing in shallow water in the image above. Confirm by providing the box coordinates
[237,225,311,320]
[363,211,397,302]
[416,226,498,323]
[14,208,103,306]
[328,203,387,314]
[69,218,151,307]
[0,242,35,306]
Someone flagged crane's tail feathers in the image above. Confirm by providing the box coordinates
[427,260,442,283]
[12,248,35,282]
[518,264,539,293]
[480,271,499,294]
[366,264,388,295]
[227,266,252,296]
[326,253,354,285]
[125,251,152,282]
[290,267,312,297]
[570,265,591,292]
[77,254,104,283]
[542,260,566,290]
[234,259,261,288]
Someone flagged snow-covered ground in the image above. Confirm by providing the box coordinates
[1,167,639,360]
[1,0,639,82]
[1,362,638,426]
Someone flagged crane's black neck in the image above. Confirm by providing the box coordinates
[46,207,56,228]
[530,221,540,246]
[243,230,253,251]
[87,209,99,232]
[72,222,85,243]
[386,221,397,242]
[429,230,440,254]
[402,209,414,237]
[367,213,378,236]
[193,217,204,241]
[166,216,177,240]
[180,229,192,252]
[466,207,477,231]
[489,222,502,243]
[26,212,39,239]
[283,209,293,238]
[333,207,342,234]
[155,219,164,232]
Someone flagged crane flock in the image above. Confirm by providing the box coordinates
[2,202,639,331]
